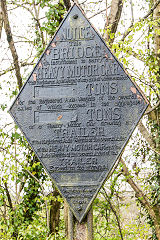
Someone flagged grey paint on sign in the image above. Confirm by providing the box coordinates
[9,3,149,222]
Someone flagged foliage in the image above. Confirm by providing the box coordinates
[0,0,67,238]
[42,0,66,36]
[93,169,151,240]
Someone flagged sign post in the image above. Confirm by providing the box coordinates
[68,207,93,240]
[9,3,149,238]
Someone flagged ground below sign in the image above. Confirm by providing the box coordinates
[9,4,149,222]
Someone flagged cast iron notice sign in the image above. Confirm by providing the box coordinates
[9,4,149,222]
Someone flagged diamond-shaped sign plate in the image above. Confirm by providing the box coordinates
[9,4,149,222]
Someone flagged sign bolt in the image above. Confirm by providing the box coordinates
[73,14,78,19]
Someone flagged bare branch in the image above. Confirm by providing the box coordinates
[138,120,160,155]
[7,0,46,50]
[9,1,35,18]
[1,0,22,90]
[144,0,160,19]
[102,187,124,240]
[80,0,88,5]
[71,0,79,5]
[3,181,13,210]
[16,180,25,203]
[33,2,45,48]
[121,0,160,41]
[128,68,159,99]
[120,158,160,239]
[0,62,34,77]
[120,158,150,206]
[106,0,108,29]
[88,7,110,20]
[130,0,134,23]
[145,101,160,115]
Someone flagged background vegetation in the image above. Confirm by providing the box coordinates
[0,0,160,239]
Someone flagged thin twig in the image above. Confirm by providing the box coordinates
[88,8,106,19]
[130,0,134,23]
[3,181,13,210]
[80,0,88,5]
[33,2,45,48]
[138,121,160,156]
[102,187,124,240]
[0,62,34,77]
[88,4,111,20]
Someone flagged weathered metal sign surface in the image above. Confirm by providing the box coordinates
[9,4,149,222]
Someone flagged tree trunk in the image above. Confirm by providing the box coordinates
[0,0,3,39]
[49,189,61,236]
[64,200,69,238]
[63,0,71,10]
[104,0,123,45]
[1,0,22,90]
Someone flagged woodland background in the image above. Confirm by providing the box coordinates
[0,0,160,239]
